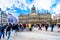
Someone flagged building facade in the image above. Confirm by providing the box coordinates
[18,5,51,24]
[0,8,8,24]
[53,14,60,24]
[8,13,18,24]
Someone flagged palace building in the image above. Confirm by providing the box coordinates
[18,5,51,24]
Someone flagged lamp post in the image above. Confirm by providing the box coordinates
[50,18,52,24]
[0,8,2,24]
[56,15,59,24]
[28,14,29,23]
[1,11,2,24]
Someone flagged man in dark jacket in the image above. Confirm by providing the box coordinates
[15,24,19,31]
[0,24,3,39]
[12,24,17,35]
[1,24,6,38]
[6,23,12,40]
[5,23,8,36]
[45,24,49,31]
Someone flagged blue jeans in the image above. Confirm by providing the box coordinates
[2,32,4,38]
[0,31,2,39]
[13,30,16,35]
[51,27,54,32]
[7,31,11,40]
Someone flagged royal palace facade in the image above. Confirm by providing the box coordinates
[18,5,52,24]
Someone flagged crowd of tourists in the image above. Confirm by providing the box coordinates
[0,23,60,40]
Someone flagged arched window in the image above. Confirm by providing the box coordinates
[11,19,13,22]
[8,18,10,22]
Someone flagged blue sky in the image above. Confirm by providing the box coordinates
[0,0,60,19]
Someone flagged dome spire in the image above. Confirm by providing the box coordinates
[31,5,36,13]
[0,8,1,11]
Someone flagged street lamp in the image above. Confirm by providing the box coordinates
[0,8,2,24]
[50,18,52,24]
[1,11,2,24]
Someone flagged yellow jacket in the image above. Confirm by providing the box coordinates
[29,23,32,28]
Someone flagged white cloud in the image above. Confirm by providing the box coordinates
[0,0,57,11]
[52,3,60,19]
[0,0,60,19]
[11,13,18,19]
[0,0,55,11]
[0,0,14,11]
[33,0,55,10]
[53,3,60,14]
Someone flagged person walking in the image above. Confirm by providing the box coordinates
[0,24,3,39]
[45,24,49,31]
[6,23,12,40]
[38,24,42,30]
[5,23,9,36]
[18,24,22,31]
[1,24,7,38]
[26,23,29,31]
[15,24,19,32]
[50,23,55,32]
[58,24,60,32]
[12,24,17,35]
[28,23,32,31]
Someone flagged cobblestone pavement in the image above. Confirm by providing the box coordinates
[0,27,60,40]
